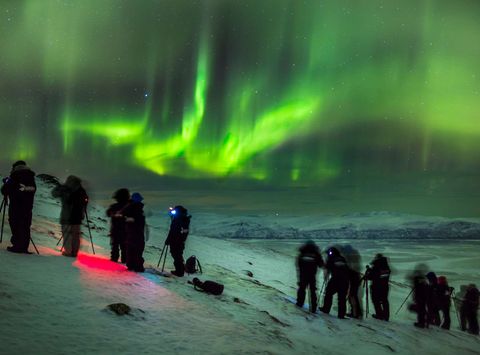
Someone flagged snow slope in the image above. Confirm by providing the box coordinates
[0,178,479,354]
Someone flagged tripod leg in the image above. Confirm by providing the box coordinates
[451,290,461,328]
[30,237,40,255]
[56,235,63,246]
[1,198,7,243]
[84,208,95,255]
[161,245,169,272]
[157,245,166,268]
[365,281,369,318]
[395,288,414,315]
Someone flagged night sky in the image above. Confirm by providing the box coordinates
[1,0,479,216]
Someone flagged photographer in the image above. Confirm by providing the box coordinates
[295,240,324,313]
[165,205,191,277]
[52,175,88,257]
[319,247,349,318]
[1,160,36,254]
[106,188,130,263]
[365,253,391,321]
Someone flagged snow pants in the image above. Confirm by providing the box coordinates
[348,272,362,319]
[322,278,349,318]
[169,242,185,276]
[371,280,390,321]
[61,224,81,257]
[8,210,32,252]
[126,239,145,272]
[461,305,479,335]
[297,273,317,312]
[110,233,126,263]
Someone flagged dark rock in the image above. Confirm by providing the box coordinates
[107,303,131,315]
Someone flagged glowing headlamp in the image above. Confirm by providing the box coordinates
[169,207,177,216]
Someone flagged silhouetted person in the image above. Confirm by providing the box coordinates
[435,276,452,330]
[320,247,349,318]
[52,175,88,257]
[106,188,130,263]
[409,265,429,328]
[123,192,146,272]
[165,205,191,277]
[343,245,363,319]
[460,284,479,335]
[296,240,324,313]
[366,253,391,321]
[1,160,36,253]
[426,272,441,326]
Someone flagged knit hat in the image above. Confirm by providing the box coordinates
[131,192,144,203]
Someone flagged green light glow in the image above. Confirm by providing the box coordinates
[0,0,479,187]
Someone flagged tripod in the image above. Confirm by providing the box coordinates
[84,207,95,255]
[450,288,461,328]
[1,195,7,243]
[1,195,39,254]
[55,207,95,255]
[395,287,414,315]
[363,276,369,318]
[157,243,169,271]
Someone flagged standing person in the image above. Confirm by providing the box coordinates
[426,272,441,326]
[435,276,452,330]
[123,192,146,272]
[165,205,191,277]
[348,269,362,318]
[366,253,391,321]
[106,188,130,263]
[343,245,363,319]
[319,247,349,319]
[460,284,479,335]
[52,176,88,257]
[1,160,36,253]
[295,240,324,313]
[411,272,429,328]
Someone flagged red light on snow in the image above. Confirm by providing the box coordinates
[74,252,127,272]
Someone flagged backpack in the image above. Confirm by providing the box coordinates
[192,277,224,296]
[185,255,202,274]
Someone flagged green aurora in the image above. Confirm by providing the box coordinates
[0,0,479,210]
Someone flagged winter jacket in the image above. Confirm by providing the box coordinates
[122,201,145,244]
[106,201,129,238]
[297,242,324,277]
[325,254,349,280]
[52,176,88,225]
[1,164,36,215]
[165,215,190,246]
[367,256,391,281]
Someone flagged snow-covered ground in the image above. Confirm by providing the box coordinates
[0,177,479,354]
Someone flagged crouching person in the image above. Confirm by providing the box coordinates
[296,240,324,313]
[123,192,146,272]
[52,176,88,257]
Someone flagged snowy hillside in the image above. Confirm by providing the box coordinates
[0,177,479,354]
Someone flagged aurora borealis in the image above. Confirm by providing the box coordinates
[0,0,479,215]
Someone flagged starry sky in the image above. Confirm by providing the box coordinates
[0,0,479,216]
